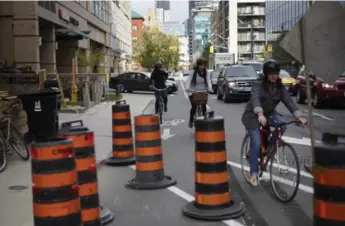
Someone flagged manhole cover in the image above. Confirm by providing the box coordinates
[8,185,28,191]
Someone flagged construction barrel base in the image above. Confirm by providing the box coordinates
[100,206,114,225]
[104,156,136,166]
[125,176,176,190]
[183,199,245,221]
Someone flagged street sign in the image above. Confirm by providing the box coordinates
[280,1,345,84]
[267,44,273,53]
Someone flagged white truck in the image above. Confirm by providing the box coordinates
[212,53,235,70]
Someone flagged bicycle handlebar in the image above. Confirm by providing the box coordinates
[267,119,306,128]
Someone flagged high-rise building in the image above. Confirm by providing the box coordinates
[218,0,266,62]
[162,21,185,36]
[188,1,215,62]
[155,0,171,23]
[144,8,162,30]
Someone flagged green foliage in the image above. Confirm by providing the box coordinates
[134,28,180,70]
[75,48,105,72]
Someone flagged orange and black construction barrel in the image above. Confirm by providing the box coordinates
[31,138,82,226]
[183,115,245,220]
[313,132,345,226]
[126,114,176,189]
[58,124,114,226]
[105,100,135,166]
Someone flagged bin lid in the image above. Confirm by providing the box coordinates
[18,88,61,98]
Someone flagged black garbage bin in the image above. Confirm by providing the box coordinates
[44,78,62,110]
[18,89,60,141]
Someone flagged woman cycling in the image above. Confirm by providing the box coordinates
[185,58,213,128]
[241,59,307,186]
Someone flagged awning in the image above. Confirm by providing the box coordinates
[55,28,90,40]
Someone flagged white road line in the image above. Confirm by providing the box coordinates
[227,161,314,194]
[128,165,244,226]
[303,110,334,121]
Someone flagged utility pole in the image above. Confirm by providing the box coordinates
[250,21,254,59]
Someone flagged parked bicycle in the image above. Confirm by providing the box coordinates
[0,101,30,173]
[151,86,169,124]
[240,116,304,203]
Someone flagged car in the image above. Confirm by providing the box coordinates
[294,73,345,108]
[242,62,264,77]
[216,65,258,102]
[209,70,220,93]
[109,71,178,94]
[182,71,190,82]
[279,69,296,94]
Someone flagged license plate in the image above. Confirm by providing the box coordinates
[243,87,251,92]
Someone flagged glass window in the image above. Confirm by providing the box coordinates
[132,25,137,31]
[226,66,257,77]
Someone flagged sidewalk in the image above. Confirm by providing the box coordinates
[0,93,154,226]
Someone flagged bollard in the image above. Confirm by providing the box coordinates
[58,125,114,226]
[313,132,345,226]
[105,100,135,166]
[183,116,245,220]
[126,114,176,189]
[31,138,82,226]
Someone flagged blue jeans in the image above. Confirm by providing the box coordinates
[247,113,286,176]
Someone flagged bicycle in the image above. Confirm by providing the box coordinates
[240,117,303,203]
[0,101,30,173]
[190,90,209,128]
[151,86,169,124]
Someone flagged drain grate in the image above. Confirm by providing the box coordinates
[8,185,29,191]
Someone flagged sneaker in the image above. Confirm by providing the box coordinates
[164,106,167,112]
[249,175,258,186]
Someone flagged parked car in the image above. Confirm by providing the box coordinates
[294,73,345,108]
[279,69,296,94]
[109,72,178,94]
[216,65,258,102]
[210,70,220,93]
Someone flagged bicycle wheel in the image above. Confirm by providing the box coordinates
[240,133,251,183]
[0,147,7,173]
[269,141,300,203]
[10,123,30,161]
[159,99,163,124]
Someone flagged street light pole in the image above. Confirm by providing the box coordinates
[250,21,254,59]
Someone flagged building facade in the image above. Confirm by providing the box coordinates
[110,1,132,73]
[162,21,185,36]
[188,1,215,62]
[131,10,145,71]
[192,8,213,60]
[155,0,171,23]
[178,35,189,70]
[0,1,131,74]
[218,0,265,62]
[144,8,162,30]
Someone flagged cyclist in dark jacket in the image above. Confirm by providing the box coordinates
[149,62,169,113]
[241,59,307,186]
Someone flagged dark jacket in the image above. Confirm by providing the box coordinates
[149,69,168,89]
[241,80,302,129]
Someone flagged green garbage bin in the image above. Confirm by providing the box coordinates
[18,89,60,141]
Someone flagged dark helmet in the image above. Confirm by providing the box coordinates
[196,58,207,66]
[154,62,163,70]
[263,59,280,76]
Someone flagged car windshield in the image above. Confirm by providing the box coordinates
[226,66,257,77]
[211,71,219,78]
[279,70,291,78]
[243,63,263,71]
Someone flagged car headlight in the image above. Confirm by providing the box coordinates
[322,83,334,88]
[228,82,236,87]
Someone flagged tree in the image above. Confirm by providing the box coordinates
[134,28,180,70]
[75,48,105,73]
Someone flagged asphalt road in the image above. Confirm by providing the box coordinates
[97,82,345,226]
